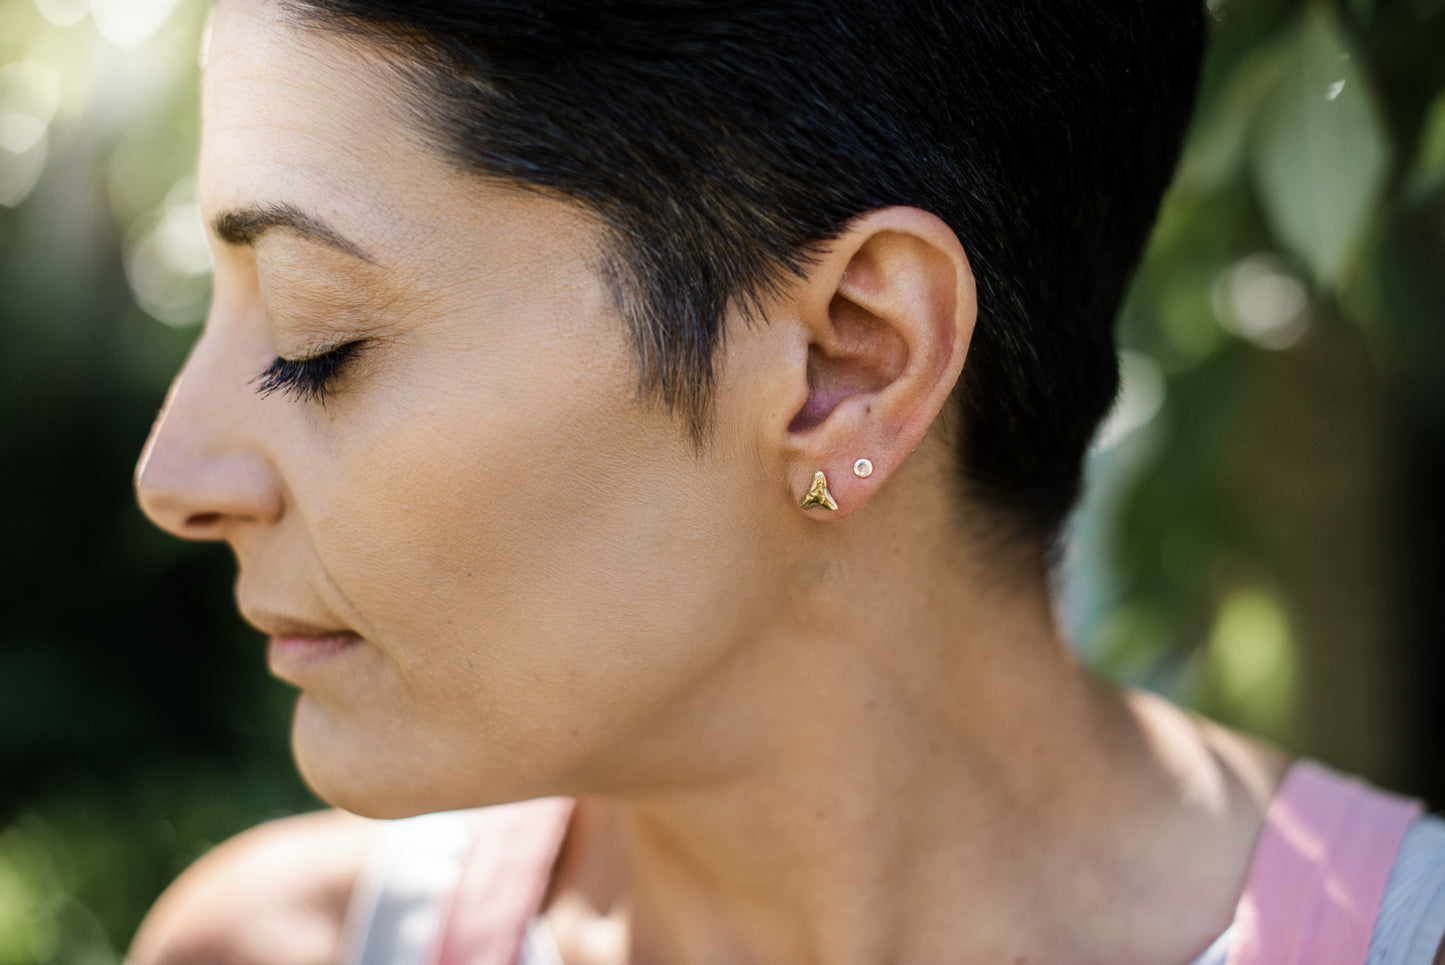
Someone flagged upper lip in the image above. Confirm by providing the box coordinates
[239,606,356,639]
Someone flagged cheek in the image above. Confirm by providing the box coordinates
[320,365,644,647]
[287,327,774,796]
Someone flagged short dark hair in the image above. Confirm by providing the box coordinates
[281,0,1206,551]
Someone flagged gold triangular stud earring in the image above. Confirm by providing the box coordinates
[799,470,838,511]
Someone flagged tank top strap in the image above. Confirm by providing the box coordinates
[434,797,575,965]
[1226,759,1422,965]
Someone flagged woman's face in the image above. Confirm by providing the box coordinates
[136,0,800,816]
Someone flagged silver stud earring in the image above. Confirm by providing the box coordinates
[853,458,874,478]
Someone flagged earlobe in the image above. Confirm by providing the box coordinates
[784,207,975,519]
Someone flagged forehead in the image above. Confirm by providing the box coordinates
[199,1,608,293]
[201,1,451,258]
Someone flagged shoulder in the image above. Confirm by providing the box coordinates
[128,809,380,965]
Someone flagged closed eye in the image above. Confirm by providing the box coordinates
[251,340,365,405]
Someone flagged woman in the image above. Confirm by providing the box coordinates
[128,1,1445,963]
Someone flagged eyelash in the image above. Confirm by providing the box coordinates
[252,341,364,405]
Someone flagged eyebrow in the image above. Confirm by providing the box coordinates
[211,202,376,264]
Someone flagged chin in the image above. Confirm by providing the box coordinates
[287,693,551,819]
[288,694,428,818]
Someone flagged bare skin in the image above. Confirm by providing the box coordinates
[131,3,1291,963]
[129,810,375,965]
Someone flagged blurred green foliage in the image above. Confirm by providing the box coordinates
[1067,0,1445,794]
[1,2,316,962]
[0,0,1441,960]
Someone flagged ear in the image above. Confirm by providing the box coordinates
[781,207,976,519]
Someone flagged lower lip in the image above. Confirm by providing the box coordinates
[268,633,362,680]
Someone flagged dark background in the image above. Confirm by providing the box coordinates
[1,0,1442,959]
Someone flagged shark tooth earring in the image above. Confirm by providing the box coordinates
[799,470,838,511]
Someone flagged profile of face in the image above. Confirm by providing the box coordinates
[134,0,827,818]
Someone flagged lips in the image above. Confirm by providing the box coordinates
[266,631,362,681]
[239,606,363,683]
[241,609,354,640]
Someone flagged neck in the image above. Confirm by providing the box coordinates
[544,478,1286,965]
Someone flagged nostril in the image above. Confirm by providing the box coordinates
[135,451,286,538]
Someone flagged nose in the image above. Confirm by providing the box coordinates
[135,332,285,541]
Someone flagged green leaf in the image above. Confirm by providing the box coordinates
[1177,46,1288,193]
[1403,91,1445,205]
[1250,5,1391,286]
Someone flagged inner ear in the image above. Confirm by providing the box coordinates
[787,293,908,433]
